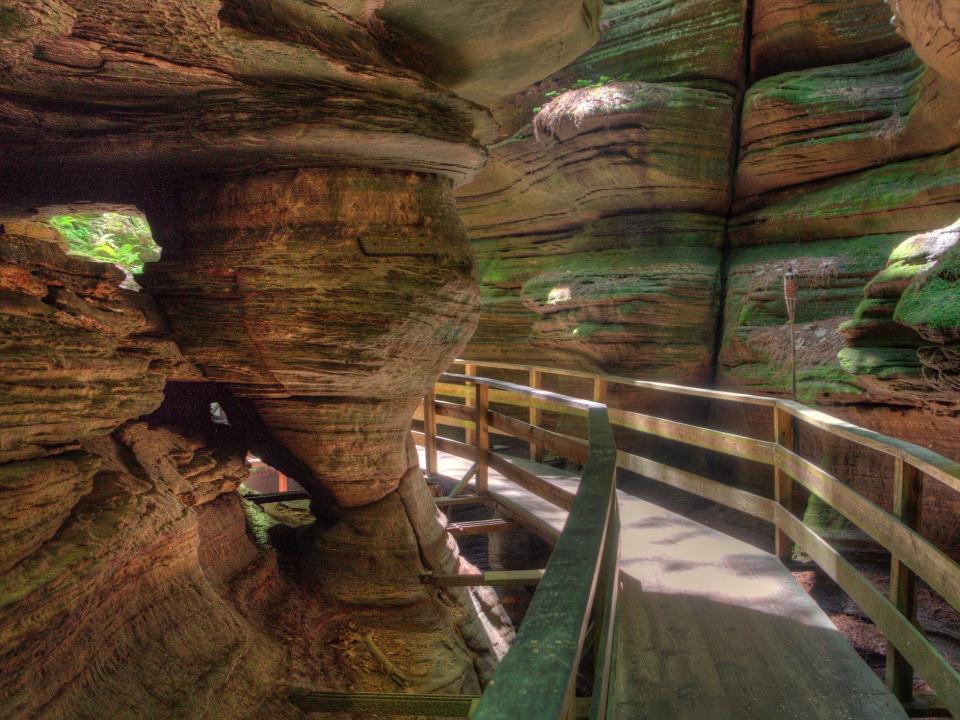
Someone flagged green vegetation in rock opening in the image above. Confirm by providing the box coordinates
[47,213,161,274]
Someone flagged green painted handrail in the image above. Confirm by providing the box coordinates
[443,373,619,719]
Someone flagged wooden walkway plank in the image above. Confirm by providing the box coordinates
[419,447,909,720]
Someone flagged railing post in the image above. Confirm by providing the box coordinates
[885,455,922,702]
[475,382,489,494]
[529,368,543,461]
[464,363,477,446]
[773,404,795,563]
[592,377,609,404]
[423,391,438,478]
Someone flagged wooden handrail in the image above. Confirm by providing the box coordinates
[417,372,620,719]
[472,404,619,720]
[448,359,960,494]
[414,360,960,718]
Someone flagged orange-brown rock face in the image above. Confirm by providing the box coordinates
[455,3,746,380]
[891,0,960,89]
[751,0,906,78]
[0,229,190,463]
[141,167,478,506]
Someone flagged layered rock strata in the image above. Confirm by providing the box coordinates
[1,1,599,713]
[455,0,960,546]
[141,166,478,507]
[456,0,748,381]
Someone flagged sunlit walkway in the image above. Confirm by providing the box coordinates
[421,448,907,720]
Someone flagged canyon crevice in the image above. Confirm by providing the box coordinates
[2,0,960,717]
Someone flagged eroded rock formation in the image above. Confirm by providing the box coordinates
[0,221,509,718]
[455,0,747,381]
[141,167,478,507]
[3,0,960,714]
[1,1,604,715]
[454,0,960,545]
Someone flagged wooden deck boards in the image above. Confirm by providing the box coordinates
[420,448,907,720]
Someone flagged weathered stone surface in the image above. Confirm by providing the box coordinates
[0,408,509,719]
[718,235,904,403]
[731,147,960,245]
[751,0,906,79]
[469,213,723,379]
[457,80,733,378]
[298,438,512,688]
[838,220,960,410]
[0,229,188,463]
[142,167,479,506]
[737,49,960,199]
[0,426,290,720]
[568,0,748,85]
[0,453,97,575]
[323,0,602,104]
[891,0,960,89]
[0,0,497,192]
[473,82,733,231]
[489,0,747,142]
[722,149,960,405]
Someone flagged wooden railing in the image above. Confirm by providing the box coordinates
[414,372,620,720]
[415,359,960,718]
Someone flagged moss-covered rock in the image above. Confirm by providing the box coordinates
[468,212,723,379]
[751,0,906,79]
[718,235,907,401]
[731,148,960,244]
[737,49,960,198]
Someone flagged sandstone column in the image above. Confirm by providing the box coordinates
[142,167,479,507]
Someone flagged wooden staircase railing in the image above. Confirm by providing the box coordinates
[410,359,960,719]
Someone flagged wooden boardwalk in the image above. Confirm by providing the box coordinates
[422,448,908,720]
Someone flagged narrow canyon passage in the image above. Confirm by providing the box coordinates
[2,0,960,718]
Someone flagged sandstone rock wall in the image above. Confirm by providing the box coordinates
[3,2,603,713]
[456,0,960,547]
[0,224,508,717]
[142,167,480,507]
[456,0,749,382]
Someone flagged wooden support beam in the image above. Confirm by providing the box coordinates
[290,690,478,716]
[447,518,521,537]
[775,507,960,717]
[607,407,775,465]
[423,392,438,477]
[446,462,477,498]
[886,456,923,702]
[422,569,545,587]
[435,495,486,508]
[487,452,575,511]
[902,692,951,718]
[775,446,960,614]
[289,690,594,717]
[592,377,609,404]
[243,491,310,504]
[773,405,795,563]
[475,382,490,494]
[464,363,477,445]
[488,411,590,465]
[530,368,544,461]
[617,451,775,523]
